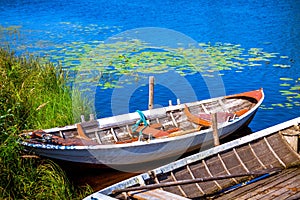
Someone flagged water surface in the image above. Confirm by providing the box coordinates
[1,0,299,131]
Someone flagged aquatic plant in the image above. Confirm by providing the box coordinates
[1,24,293,90]
[278,77,300,107]
[50,40,276,89]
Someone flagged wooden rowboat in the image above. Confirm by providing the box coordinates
[20,89,264,170]
[84,117,300,200]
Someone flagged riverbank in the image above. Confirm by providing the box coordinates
[0,47,92,199]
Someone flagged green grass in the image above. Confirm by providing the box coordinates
[0,47,93,199]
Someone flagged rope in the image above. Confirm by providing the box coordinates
[131,110,149,140]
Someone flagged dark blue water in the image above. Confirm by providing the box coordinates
[1,0,299,132]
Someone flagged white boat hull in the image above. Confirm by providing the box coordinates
[21,89,264,170]
[23,108,256,167]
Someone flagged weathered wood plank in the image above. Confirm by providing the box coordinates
[266,133,300,167]
[283,134,299,152]
[212,113,220,146]
[148,76,154,110]
[235,144,265,171]
[252,168,300,200]
[214,168,299,200]
[186,165,205,195]
[128,189,190,200]
[285,192,300,200]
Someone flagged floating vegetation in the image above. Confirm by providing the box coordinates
[280,83,290,87]
[280,55,289,59]
[1,23,295,110]
[272,103,284,107]
[278,77,300,108]
[259,105,274,110]
[273,64,291,68]
[1,23,292,82]
[285,103,293,107]
[38,38,291,90]
[290,85,300,91]
[0,25,22,35]
[280,77,294,81]
[279,90,298,96]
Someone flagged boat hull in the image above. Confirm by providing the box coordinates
[21,89,264,170]
[23,107,258,169]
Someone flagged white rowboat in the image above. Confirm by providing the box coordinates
[20,89,264,171]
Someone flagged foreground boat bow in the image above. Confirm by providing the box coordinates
[85,117,300,200]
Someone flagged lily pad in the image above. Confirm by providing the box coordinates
[279,90,298,95]
[280,77,293,81]
[280,83,290,87]
[290,86,300,91]
[272,103,284,107]
[280,56,289,59]
[273,64,291,68]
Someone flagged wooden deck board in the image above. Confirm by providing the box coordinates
[172,168,203,198]
[213,167,300,200]
[256,169,300,200]
[244,168,299,200]
[235,145,263,171]
[266,134,300,167]
[128,188,190,200]
[285,193,300,200]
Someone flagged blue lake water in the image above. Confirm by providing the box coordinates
[0,0,299,132]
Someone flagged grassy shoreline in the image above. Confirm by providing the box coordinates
[0,47,93,199]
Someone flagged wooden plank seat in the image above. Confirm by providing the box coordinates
[128,188,190,200]
[114,137,139,144]
[135,124,171,138]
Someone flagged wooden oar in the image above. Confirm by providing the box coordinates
[112,167,282,194]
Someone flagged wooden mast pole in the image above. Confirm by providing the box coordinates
[148,76,154,110]
[212,113,220,146]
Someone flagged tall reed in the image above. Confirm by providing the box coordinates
[0,47,93,199]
